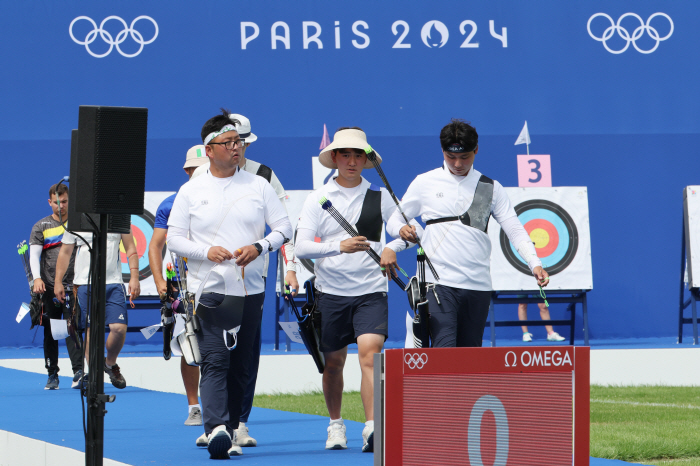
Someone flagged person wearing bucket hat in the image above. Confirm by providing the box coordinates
[167,109,292,459]
[192,112,300,448]
[147,144,210,428]
[386,118,550,348]
[296,127,411,453]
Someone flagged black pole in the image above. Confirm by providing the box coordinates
[86,214,111,466]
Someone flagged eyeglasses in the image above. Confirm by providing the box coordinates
[208,139,245,150]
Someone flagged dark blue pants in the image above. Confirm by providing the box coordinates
[238,318,261,424]
[426,285,491,348]
[197,292,265,436]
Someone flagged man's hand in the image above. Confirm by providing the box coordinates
[399,225,419,244]
[380,248,399,279]
[129,277,141,300]
[208,246,234,264]
[33,278,45,294]
[285,271,299,297]
[154,277,168,297]
[55,282,65,303]
[340,236,370,254]
[234,245,259,267]
[533,266,550,287]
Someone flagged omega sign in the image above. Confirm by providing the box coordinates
[504,349,572,368]
[239,19,507,50]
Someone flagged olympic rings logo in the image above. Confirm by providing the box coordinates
[587,13,673,54]
[69,16,158,58]
[404,353,428,369]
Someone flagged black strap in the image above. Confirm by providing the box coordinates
[255,164,272,183]
[425,216,458,226]
[355,186,382,242]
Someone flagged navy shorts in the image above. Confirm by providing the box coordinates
[317,291,388,353]
[78,284,128,328]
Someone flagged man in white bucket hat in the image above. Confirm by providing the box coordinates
[296,127,409,453]
[192,112,300,448]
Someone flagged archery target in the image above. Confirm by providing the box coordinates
[684,186,700,288]
[489,187,592,291]
[119,192,176,296]
[499,199,579,276]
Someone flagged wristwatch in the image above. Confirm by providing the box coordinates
[252,242,263,256]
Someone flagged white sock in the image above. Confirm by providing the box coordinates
[365,420,374,430]
[189,404,201,413]
[330,418,344,426]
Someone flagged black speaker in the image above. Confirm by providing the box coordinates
[73,106,148,215]
[67,129,132,234]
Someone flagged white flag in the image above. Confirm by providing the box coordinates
[514,121,531,146]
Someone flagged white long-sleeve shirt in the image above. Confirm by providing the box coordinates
[386,163,540,291]
[296,177,408,296]
[167,168,292,296]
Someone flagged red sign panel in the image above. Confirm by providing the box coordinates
[384,347,589,466]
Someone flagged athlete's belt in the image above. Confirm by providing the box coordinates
[425,217,458,226]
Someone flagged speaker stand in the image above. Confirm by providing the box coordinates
[85,214,115,466]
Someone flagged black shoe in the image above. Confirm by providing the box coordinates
[44,372,59,390]
[71,369,84,389]
[104,359,126,389]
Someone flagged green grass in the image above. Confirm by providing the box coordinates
[591,386,700,465]
[254,386,700,465]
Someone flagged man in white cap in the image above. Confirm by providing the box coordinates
[148,145,210,426]
[193,113,299,447]
[295,127,408,453]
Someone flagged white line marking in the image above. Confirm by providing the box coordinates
[592,399,700,410]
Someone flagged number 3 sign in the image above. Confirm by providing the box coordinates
[517,154,551,187]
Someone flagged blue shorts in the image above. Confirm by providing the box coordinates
[78,284,128,328]
[317,291,388,353]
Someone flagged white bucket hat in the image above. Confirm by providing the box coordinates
[183,145,209,169]
[318,129,382,169]
[229,113,257,143]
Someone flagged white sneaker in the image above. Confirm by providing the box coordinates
[362,423,374,453]
[207,425,232,460]
[228,432,243,456]
[547,332,566,342]
[195,432,208,447]
[522,332,533,342]
[234,422,257,447]
[326,422,347,450]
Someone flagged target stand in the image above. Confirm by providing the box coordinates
[373,347,590,466]
[488,290,589,346]
[678,187,700,344]
[488,188,593,346]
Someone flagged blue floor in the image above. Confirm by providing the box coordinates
[0,366,651,465]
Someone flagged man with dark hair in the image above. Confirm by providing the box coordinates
[29,183,83,390]
[192,112,300,447]
[386,118,550,347]
[148,144,209,427]
[167,109,292,459]
[296,127,407,452]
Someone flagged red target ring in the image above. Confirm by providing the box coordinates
[523,219,559,257]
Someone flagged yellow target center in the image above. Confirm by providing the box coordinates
[529,228,550,248]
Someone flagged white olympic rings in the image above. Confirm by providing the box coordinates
[404,353,428,369]
[69,16,158,58]
[587,13,673,54]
